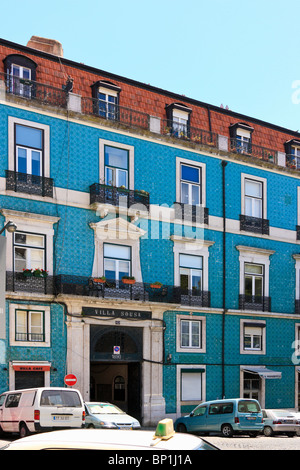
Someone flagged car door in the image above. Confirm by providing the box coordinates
[188,405,207,432]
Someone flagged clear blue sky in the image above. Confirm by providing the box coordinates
[2,0,300,132]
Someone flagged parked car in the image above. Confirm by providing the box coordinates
[174,398,263,437]
[84,401,140,429]
[262,409,300,437]
[0,419,219,450]
[0,387,85,438]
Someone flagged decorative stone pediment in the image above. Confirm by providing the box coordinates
[90,216,146,241]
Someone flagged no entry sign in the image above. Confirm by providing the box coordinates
[64,373,77,386]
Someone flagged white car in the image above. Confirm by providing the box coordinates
[84,402,140,429]
[262,409,300,436]
[0,419,218,451]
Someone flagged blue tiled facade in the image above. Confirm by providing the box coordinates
[1,39,300,425]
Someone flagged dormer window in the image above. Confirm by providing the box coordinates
[285,139,300,169]
[230,123,254,154]
[165,103,192,138]
[91,80,121,120]
[3,54,37,98]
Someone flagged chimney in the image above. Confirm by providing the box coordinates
[26,36,64,57]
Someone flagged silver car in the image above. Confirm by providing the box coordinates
[262,409,300,436]
[84,402,141,429]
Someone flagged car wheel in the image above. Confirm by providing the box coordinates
[221,424,233,437]
[263,426,273,437]
[88,424,95,428]
[19,423,29,438]
[177,423,187,433]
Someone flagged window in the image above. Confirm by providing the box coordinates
[181,371,202,401]
[245,179,263,218]
[208,402,233,414]
[104,145,129,188]
[240,320,266,355]
[179,254,203,292]
[15,124,43,176]
[291,146,300,168]
[15,309,44,342]
[181,320,202,349]
[180,164,201,206]
[3,54,37,98]
[244,263,264,299]
[91,81,121,120]
[13,232,45,272]
[285,139,300,169]
[165,103,192,138]
[5,394,21,408]
[103,243,131,281]
[243,325,263,351]
[243,372,260,401]
[229,122,253,154]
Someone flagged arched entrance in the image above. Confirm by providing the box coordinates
[90,326,142,420]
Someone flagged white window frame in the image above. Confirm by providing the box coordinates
[13,232,46,272]
[99,139,134,191]
[240,319,266,355]
[236,245,275,299]
[180,163,201,206]
[171,235,214,291]
[176,314,206,353]
[241,173,267,220]
[103,243,131,281]
[8,117,50,178]
[9,303,50,347]
[10,64,31,97]
[176,158,206,208]
[98,86,118,120]
[1,209,59,276]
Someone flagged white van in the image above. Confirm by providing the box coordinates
[0,387,85,437]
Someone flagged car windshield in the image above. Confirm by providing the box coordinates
[87,403,125,414]
[238,400,260,413]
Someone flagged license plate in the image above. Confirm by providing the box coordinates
[247,416,256,420]
[119,426,132,429]
[52,415,70,421]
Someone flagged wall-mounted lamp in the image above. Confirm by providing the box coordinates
[0,221,17,235]
[167,353,172,363]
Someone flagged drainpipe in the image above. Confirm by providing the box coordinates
[221,160,228,399]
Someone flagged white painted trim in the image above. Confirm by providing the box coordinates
[239,318,266,355]
[176,157,206,207]
[236,245,275,297]
[9,302,51,347]
[99,138,135,190]
[176,364,206,416]
[241,173,267,219]
[176,313,206,353]
[8,116,50,178]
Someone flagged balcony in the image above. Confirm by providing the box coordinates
[53,275,210,307]
[89,183,150,217]
[239,294,271,312]
[162,120,218,149]
[6,170,54,198]
[6,271,54,295]
[1,72,68,108]
[230,138,277,163]
[174,203,209,224]
[240,215,269,235]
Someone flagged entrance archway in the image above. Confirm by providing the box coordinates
[90,326,142,420]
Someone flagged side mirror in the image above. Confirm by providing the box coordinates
[189,411,194,417]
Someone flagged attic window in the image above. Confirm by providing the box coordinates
[3,54,37,98]
[165,103,192,138]
[285,139,300,169]
[91,80,121,120]
[230,122,254,154]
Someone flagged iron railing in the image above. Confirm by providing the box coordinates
[6,272,54,295]
[286,154,300,169]
[15,332,45,342]
[90,184,150,210]
[55,275,211,307]
[6,170,54,198]
[81,97,150,130]
[1,72,68,108]
[230,138,277,163]
[239,294,271,312]
[161,120,218,148]
[240,215,270,235]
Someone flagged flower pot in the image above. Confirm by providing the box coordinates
[150,284,162,289]
[122,279,136,285]
[94,278,106,284]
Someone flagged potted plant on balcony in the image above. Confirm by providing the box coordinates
[22,268,32,278]
[33,268,48,278]
[122,276,136,285]
[150,281,163,289]
[93,276,106,284]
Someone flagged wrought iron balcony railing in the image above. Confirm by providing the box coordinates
[174,203,209,224]
[55,275,211,308]
[81,97,150,130]
[286,154,300,169]
[240,214,269,235]
[6,170,54,198]
[239,294,271,312]
[15,332,45,342]
[161,120,218,148]
[230,138,277,163]
[90,183,150,210]
[6,272,54,295]
[1,72,68,108]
